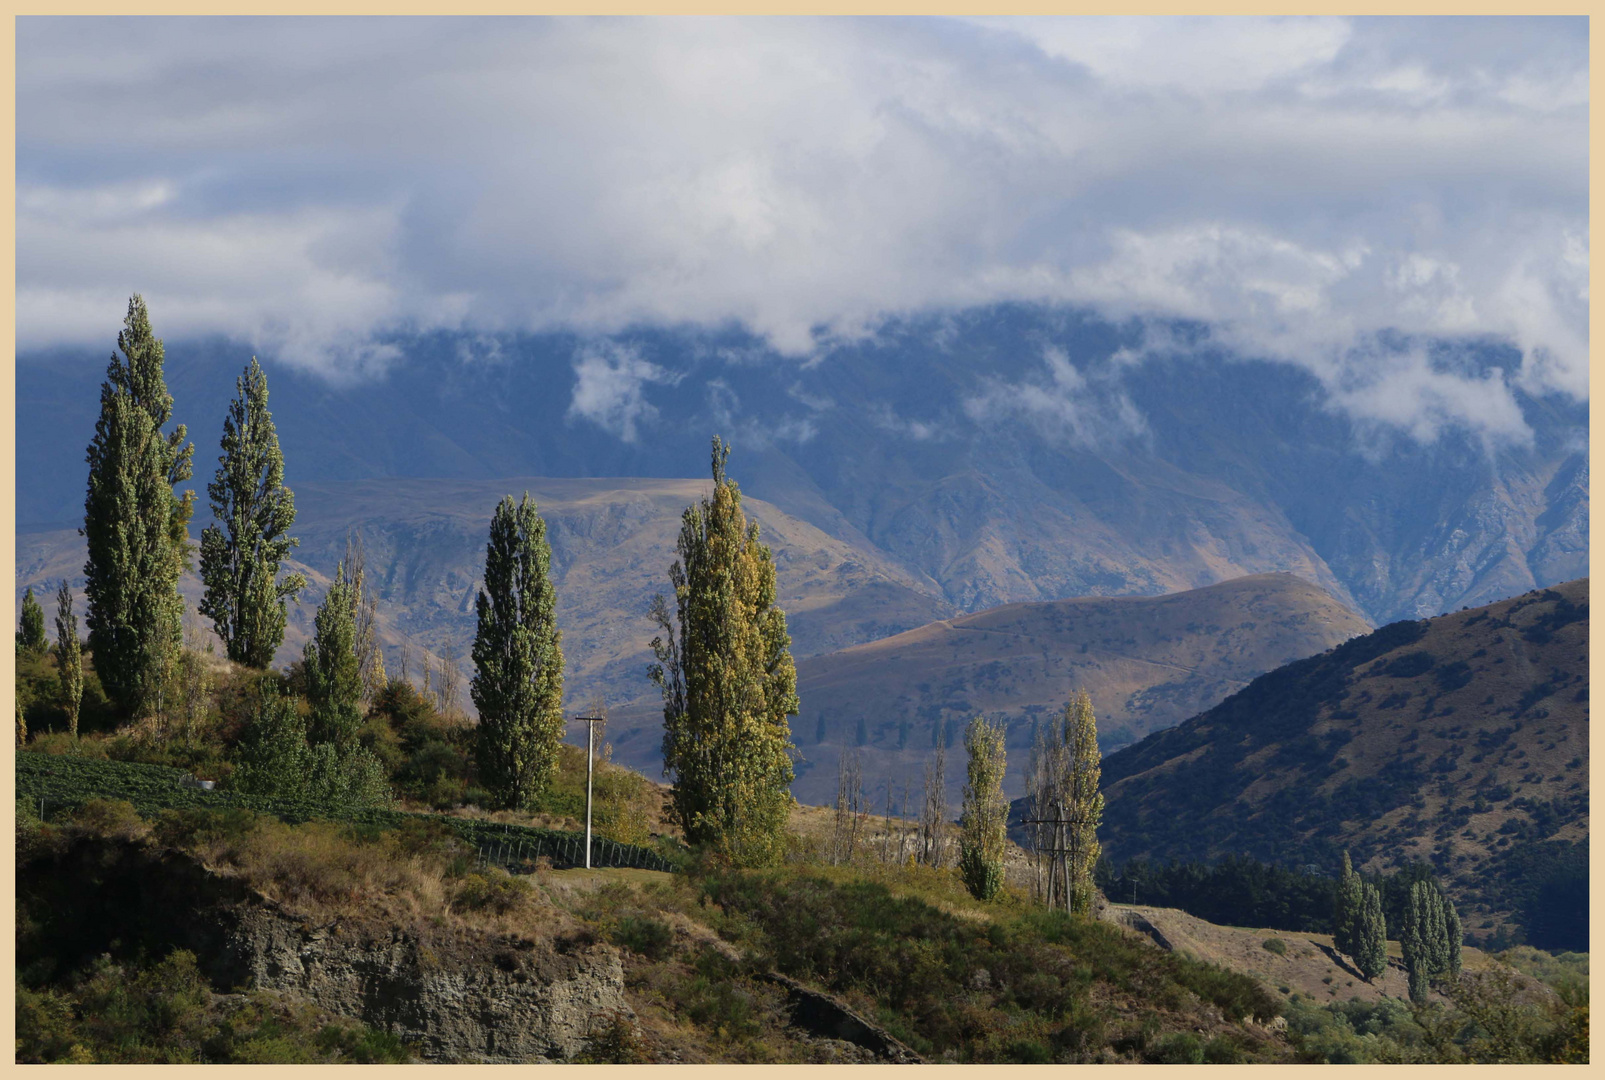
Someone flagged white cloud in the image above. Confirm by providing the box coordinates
[566,343,679,442]
[16,16,1588,431]
[964,345,1147,447]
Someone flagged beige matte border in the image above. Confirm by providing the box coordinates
[0,10,1594,1077]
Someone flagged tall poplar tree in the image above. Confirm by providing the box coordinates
[54,582,83,739]
[1334,851,1364,958]
[199,357,305,668]
[1355,881,1388,981]
[82,295,194,715]
[18,588,47,653]
[958,716,1009,901]
[1402,879,1463,1001]
[303,565,364,748]
[650,437,798,866]
[471,494,565,810]
[1065,690,1104,915]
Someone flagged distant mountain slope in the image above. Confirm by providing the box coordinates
[13,477,955,715]
[772,573,1369,807]
[17,307,1588,626]
[1098,579,1589,950]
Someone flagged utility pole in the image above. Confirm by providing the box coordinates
[576,715,605,869]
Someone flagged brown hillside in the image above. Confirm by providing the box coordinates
[1100,579,1588,949]
[779,573,1370,807]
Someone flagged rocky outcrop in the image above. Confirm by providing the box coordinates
[761,971,924,1063]
[225,905,629,1062]
[18,836,629,1063]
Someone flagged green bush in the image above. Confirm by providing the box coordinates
[613,914,675,961]
[1263,937,1287,956]
[1145,1032,1204,1063]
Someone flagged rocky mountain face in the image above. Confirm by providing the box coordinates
[1096,579,1589,951]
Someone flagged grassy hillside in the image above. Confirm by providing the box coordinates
[784,573,1370,805]
[1099,579,1588,950]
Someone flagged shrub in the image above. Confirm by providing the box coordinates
[451,869,533,914]
[1145,1032,1204,1063]
[1263,938,1287,956]
[613,914,675,961]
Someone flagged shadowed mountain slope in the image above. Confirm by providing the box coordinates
[1097,578,1589,950]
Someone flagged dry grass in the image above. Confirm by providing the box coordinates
[54,800,580,941]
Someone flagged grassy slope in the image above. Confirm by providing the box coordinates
[1099,579,1588,946]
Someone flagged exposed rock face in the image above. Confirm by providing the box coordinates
[17,836,629,1063]
[226,905,629,1063]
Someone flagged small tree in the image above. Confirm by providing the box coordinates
[650,438,798,866]
[1444,895,1463,978]
[303,566,364,748]
[233,680,388,810]
[958,716,1009,901]
[831,748,865,866]
[343,530,387,704]
[198,357,306,669]
[919,742,949,867]
[54,582,84,739]
[471,494,565,810]
[18,588,47,653]
[232,681,312,797]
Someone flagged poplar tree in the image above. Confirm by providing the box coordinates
[1065,690,1104,915]
[1355,881,1388,981]
[1402,879,1463,1001]
[82,295,194,715]
[1333,851,1364,958]
[471,494,565,810]
[958,716,1009,901]
[199,357,305,668]
[54,582,83,739]
[18,588,47,653]
[650,437,799,866]
[303,565,363,748]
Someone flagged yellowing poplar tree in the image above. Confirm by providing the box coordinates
[651,437,799,866]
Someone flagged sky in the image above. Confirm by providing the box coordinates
[16,16,1589,445]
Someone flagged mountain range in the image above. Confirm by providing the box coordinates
[18,306,1588,630]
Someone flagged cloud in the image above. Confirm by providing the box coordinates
[566,343,678,442]
[16,16,1588,435]
[964,345,1147,447]
[705,377,817,449]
